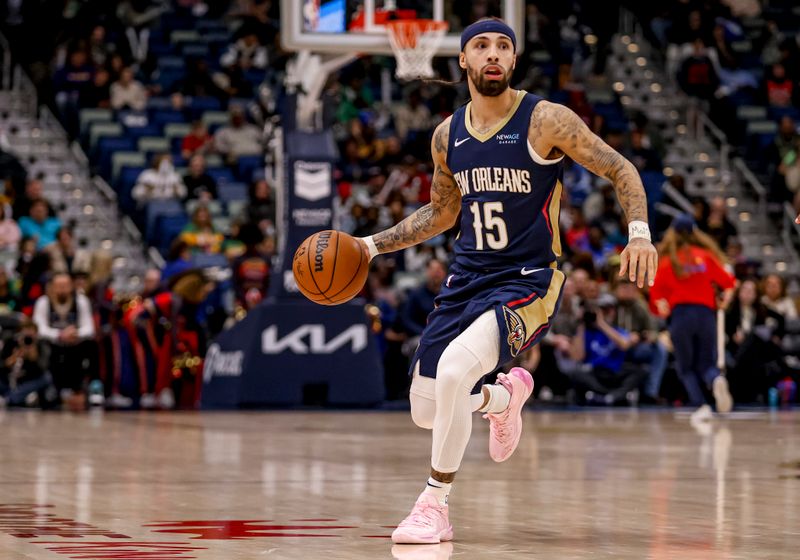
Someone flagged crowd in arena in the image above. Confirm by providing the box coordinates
[0,0,798,410]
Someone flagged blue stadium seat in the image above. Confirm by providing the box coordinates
[188,96,222,119]
[237,155,263,182]
[146,200,186,243]
[124,123,163,140]
[117,166,146,210]
[155,70,186,92]
[218,182,249,203]
[206,167,235,184]
[97,137,136,178]
[151,110,187,127]
[155,213,190,254]
[192,253,228,269]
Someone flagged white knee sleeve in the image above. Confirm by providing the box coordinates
[430,311,500,473]
[410,362,436,430]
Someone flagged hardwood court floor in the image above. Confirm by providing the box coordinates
[1,408,799,559]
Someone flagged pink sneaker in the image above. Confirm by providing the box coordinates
[484,367,533,462]
[391,493,453,544]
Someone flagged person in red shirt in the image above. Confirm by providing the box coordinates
[650,214,735,419]
[181,121,213,160]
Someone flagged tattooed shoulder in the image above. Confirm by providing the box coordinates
[432,117,452,159]
[528,101,565,159]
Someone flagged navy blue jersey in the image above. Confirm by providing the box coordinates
[446,90,564,271]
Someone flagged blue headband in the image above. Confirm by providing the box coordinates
[460,20,517,52]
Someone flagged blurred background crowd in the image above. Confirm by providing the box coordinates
[0,0,798,410]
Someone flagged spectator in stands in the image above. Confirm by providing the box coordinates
[0,203,21,264]
[87,24,117,68]
[132,154,187,205]
[12,178,55,220]
[116,0,168,65]
[214,106,262,166]
[0,319,53,408]
[336,72,374,124]
[0,147,27,199]
[400,258,445,342]
[764,64,794,108]
[585,223,616,268]
[162,239,192,280]
[111,66,148,111]
[677,38,719,103]
[142,268,163,298]
[33,272,96,406]
[566,293,644,405]
[614,278,667,403]
[80,67,112,109]
[703,196,737,250]
[231,222,270,311]
[181,121,213,160]
[0,269,19,311]
[220,29,267,70]
[245,177,275,232]
[179,204,223,255]
[18,199,61,250]
[393,89,431,142]
[183,154,218,201]
[725,278,785,402]
[565,207,590,253]
[627,129,663,173]
[53,49,94,99]
[181,58,227,101]
[768,116,800,202]
[46,227,91,275]
[762,274,798,320]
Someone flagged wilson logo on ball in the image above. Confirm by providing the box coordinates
[314,231,332,272]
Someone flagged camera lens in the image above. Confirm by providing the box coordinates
[22,335,34,345]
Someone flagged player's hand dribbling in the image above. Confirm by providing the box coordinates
[619,238,658,289]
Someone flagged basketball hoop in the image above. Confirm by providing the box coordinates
[386,19,449,80]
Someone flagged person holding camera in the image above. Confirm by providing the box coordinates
[0,319,54,408]
[566,293,646,405]
[33,272,96,406]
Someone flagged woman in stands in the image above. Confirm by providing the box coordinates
[650,214,735,422]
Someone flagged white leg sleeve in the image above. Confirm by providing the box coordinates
[410,362,492,431]
[431,310,500,473]
[409,362,436,430]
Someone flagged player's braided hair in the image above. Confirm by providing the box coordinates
[421,17,508,88]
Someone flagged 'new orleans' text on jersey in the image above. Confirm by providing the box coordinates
[446,90,564,271]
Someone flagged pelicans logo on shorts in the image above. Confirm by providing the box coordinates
[503,306,526,357]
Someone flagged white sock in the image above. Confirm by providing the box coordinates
[478,383,511,413]
[423,477,451,505]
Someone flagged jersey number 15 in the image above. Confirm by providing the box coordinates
[469,201,508,250]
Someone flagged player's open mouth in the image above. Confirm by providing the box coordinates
[483,66,504,79]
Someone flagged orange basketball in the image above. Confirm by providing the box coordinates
[292,230,369,305]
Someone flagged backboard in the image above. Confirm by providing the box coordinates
[281,0,524,57]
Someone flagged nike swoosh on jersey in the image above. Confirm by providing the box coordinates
[520,267,545,276]
[454,137,470,147]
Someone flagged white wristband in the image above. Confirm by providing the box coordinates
[628,221,651,242]
[361,236,379,261]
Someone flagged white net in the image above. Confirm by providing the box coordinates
[386,19,448,80]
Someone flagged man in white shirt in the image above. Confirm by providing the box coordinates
[214,106,263,165]
[33,273,96,403]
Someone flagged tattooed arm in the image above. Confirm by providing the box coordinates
[530,101,648,223]
[359,118,461,257]
[529,101,658,287]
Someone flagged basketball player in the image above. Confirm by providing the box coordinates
[357,18,658,544]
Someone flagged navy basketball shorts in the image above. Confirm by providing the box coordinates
[410,263,566,393]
